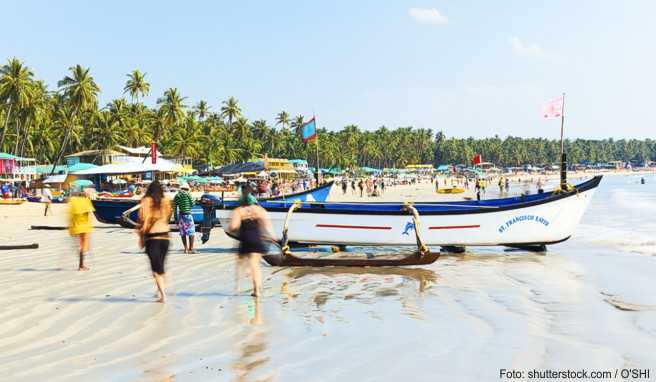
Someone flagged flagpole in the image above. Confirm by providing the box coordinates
[314,115,320,185]
[559,92,567,189]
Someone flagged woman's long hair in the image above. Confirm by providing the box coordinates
[239,182,257,206]
[145,180,164,209]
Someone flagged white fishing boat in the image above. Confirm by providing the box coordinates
[216,176,602,266]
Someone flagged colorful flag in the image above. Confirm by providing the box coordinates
[301,118,317,142]
[473,153,482,165]
[542,96,564,119]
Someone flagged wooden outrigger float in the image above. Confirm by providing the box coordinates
[257,201,441,266]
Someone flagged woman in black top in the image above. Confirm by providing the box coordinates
[228,184,273,297]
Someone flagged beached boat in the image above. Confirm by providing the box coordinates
[217,176,602,265]
[437,187,465,194]
[92,181,334,225]
[0,199,25,205]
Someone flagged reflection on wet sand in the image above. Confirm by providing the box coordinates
[285,266,438,292]
[280,267,439,322]
[439,250,547,264]
[137,306,178,382]
[232,298,274,382]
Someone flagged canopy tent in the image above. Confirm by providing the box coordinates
[66,162,98,172]
[209,161,265,175]
[359,166,382,174]
[321,167,343,175]
[0,152,35,161]
[436,165,450,171]
[71,159,186,175]
[43,174,68,184]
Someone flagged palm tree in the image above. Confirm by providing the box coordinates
[0,58,34,152]
[123,69,150,104]
[18,80,48,157]
[291,115,305,135]
[156,88,186,140]
[169,116,202,159]
[220,96,241,130]
[51,65,99,173]
[92,111,121,161]
[233,117,250,140]
[194,100,210,121]
[276,111,290,131]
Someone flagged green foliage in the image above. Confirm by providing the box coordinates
[1,57,655,168]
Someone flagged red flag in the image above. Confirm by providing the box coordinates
[151,143,157,164]
[473,154,482,165]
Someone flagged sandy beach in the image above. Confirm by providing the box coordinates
[1,172,655,381]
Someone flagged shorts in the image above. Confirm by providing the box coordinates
[145,239,169,274]
[177,213,195,236]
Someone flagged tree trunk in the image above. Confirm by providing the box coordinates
[0,104,13,151]
[51,125,72,174]
[18,117,30,157]
[13,118,23,155]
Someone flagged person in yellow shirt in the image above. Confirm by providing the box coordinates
[68,187,95,271]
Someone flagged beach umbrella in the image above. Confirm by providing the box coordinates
[72,179,94,188]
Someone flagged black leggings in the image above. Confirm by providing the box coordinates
[145,239,169,274]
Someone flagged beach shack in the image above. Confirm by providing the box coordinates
[405,164,435,175]
[0,153,37,182]
[289,159,309,174]
[264,158,297,179]
[71,159,189,190]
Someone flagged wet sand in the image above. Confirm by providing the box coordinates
[0,173,655,381]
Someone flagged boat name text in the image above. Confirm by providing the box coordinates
[498,215,550,233]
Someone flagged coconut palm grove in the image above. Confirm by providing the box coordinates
[1,57,655,169]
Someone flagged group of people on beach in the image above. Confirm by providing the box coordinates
[340,178,386,197]
[66,180,272,303]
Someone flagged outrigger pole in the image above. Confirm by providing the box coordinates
[559,92,567,189]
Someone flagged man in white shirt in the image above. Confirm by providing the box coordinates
[42,185,53,216]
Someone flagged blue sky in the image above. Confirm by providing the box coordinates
[2,1,655,139]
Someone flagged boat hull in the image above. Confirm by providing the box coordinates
[217,177,600,247]
[91,181,334,225]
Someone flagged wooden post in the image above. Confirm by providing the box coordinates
[315,130,320,185]
[559,93,567,189]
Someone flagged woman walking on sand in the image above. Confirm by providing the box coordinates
[68,186,95,271]
[228,183,273,298]
[137,181,173,303]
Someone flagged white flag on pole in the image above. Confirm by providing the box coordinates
[541,96,564,119]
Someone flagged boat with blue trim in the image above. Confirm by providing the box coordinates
[91,181,334,225]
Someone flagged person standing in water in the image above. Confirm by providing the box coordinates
[68,186,95,271]
[137,181,173,303]
[174,183,196,254]
[228,183,273,298]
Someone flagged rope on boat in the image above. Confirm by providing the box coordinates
[280,200,301,256]
[403,202,430,256]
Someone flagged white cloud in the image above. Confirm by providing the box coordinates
[509,36,544,57]
[409,8,448,24]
